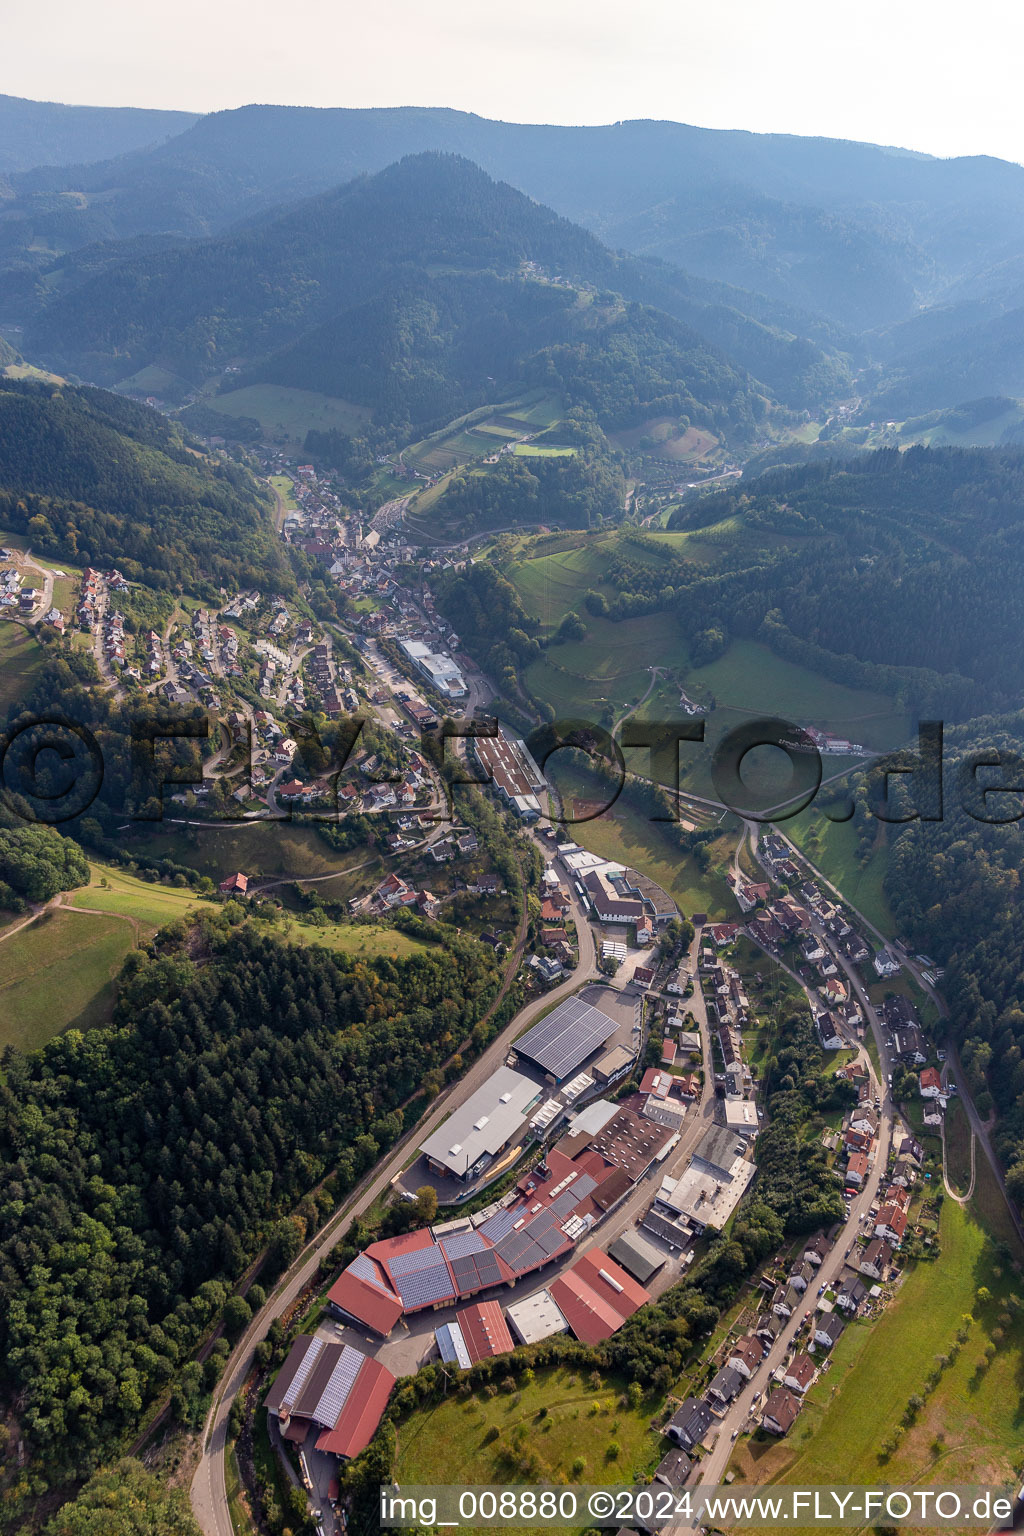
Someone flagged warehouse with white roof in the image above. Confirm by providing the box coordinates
[419,1066,543,1181]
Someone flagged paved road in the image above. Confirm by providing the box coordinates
[191,857,599,1536]
[687,909,896,1515]
[765,823,1024,1252]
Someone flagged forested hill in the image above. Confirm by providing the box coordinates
[21,154,782,440]
[0,917,501,1490]
[9,103,1024,335]
[666,445,1024,716]
[884,712,1024,1205]
[0,378,289,593]
[0,93,198,173]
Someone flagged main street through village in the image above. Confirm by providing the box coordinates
[186,597,1023,1536]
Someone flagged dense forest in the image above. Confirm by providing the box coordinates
[884,713,1024,1200]
[0,825,89,910]
[0,379,288,594]
[430,451,625,537]
[664,444,1024,715]
[0,916,500,1490]
[17,155,775,446]
[39,1460,200,1536]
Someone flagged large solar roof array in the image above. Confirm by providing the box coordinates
[348,1251,395,1292]
[313,1345,361,1425]
[394,1263,456,1307]
[478,1206,519,1243]
[439,1229,489,1261]
[515,997,618,1079]
[389,1244,449,1278]
[281,1336,324,1410]
[549,1173,598,1219]
[494,1211,568,1275]
[450,1249,504,1291]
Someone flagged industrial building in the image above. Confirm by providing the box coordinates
[471,730,546,821]
[418,1066,542,1181]
[264,1335,395,1461]
[506,1289,570,1345]
[648,1123,756,1236]
[608,1227,667,1285]
[399,638,467,701]
[512,995,619,1081]
[547,1249,650,1343]
[328,1093,669,1335]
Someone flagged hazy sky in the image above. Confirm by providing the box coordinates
[5,0,1023,164]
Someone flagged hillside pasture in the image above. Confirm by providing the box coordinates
[732,1200,1024,1497]
[0,907,136,1052]
[0,623,44,711]
[213,385,371,442]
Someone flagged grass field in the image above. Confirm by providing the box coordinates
[512,443,576,458]
[213,385,371,442]
[785,813,893,935]
[117,821,366,884]
[269,474,298,509]
[0,623,44,711]
[547,760,735,920]
[69,862,221,934]
[0,907,136,1052]
[71,862,423,958]
[394,1365,662,1489]
[609,416,719,462]
[735,1200,1024,1494]
[683,640,909,748]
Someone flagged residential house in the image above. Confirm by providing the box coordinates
[665,1398,712,1450]
[706,1364,744,1406]
[845,1152,869,1187]
[859,1239,892,1280]
[803,1233,832,1267]
[815,1011,844,1050]
[874,1204,908,1247]
[813,1315,844,1350]
[919,1067,942,1098]
[783,1354,816,1395]
[835,1275,868,1314]
[726,1335,763,1380]
[762,1387,801,1435]
[850,1105,879,1137]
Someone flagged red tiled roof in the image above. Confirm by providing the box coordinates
[456,1301,515,1362]
[327,1269,403,1336]
[367,1227,435,1260]
[315,1357,395,1459]
[548,1249,650,1343]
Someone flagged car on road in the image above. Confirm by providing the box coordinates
[731,1429,739,1439]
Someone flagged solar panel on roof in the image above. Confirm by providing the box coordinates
[388,1244,448,1277]
[450,1252,484,1285]
[479,1207,518,1243]
[440,1230,488,1261]
[313,1345,361,1425]
[395,1266,455,1307]
[572,1172,598,1201]
[472,1254,503,1286]
[549,1190,580,1219]
[537,1226,566,1256]
[515,997,618,1079]
[281,1336,325,1410]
